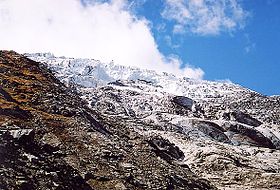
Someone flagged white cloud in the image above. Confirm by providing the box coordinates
[165,55,204,79]
[244,33,256,53]
[244,43,256,53]
[162,0,249,35]
[0,0,204,79]
[214,79,233,84]
[164,35,180,49]
[173,24,185,34]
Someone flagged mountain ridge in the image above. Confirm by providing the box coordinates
[1,51,280,189]
[25,52,256,99]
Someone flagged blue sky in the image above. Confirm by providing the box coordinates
[0,0,279,95]
[132,0,280,95]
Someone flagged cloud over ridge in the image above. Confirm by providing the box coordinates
[0,0,204,79]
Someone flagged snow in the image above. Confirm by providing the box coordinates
[22,153,38,162]
[24,52,280,189]
[26,52,280,146]
[26,53,250,100]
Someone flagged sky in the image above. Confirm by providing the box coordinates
[0,0,279,95]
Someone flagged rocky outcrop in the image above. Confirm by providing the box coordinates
[172,96,194,110]
[147,136,185,164]
[0,51,216,189]
[222,122,275,148]
[221,110,262,127]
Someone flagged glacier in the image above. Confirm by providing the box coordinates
[25,52,280,189]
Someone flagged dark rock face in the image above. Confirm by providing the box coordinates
[222,110,262,127]
[148,136,185,164]
[0,131,92,190]
[190,120,230,143]
[0,51,216,190]
[173,96,194,110]
[226,123,275,149]
[0,106,31,119]
[108,80,126,87]
[0,87,17,103]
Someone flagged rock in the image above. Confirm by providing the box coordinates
[0,106,31,120]
[172,96,194,110]
[222,110,262,127]
[256,126,280,149]
[223,122,275,149]
[147,136,185,164]
[167,175,216,190]
[41,133,61,148]
[108,80,126,87]
[114,182,127,190]
[0,87,17,103]
[190,120,230,143]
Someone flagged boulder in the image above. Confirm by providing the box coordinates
[147,136,185,164]
[173,96,194,110]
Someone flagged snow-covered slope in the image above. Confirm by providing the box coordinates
[26,53,280,189]
[26,53,253,100]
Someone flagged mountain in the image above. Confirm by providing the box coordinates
[1,51,280,189]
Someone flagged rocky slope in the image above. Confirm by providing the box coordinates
[1,51,280,189]
[0,51,216,189]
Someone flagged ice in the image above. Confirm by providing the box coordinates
[26,53,251,100]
